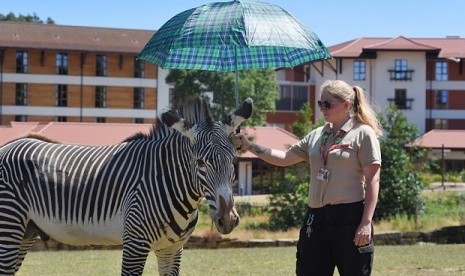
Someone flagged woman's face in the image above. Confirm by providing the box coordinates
[318,92,349,124]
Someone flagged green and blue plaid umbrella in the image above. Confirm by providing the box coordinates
[138,0,331,105]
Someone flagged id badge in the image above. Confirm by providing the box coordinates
[317,168,330,182]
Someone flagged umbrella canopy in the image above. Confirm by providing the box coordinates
[138,0,331,71]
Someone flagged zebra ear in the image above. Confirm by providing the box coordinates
[223,98,253,134]
[161,109,197,141]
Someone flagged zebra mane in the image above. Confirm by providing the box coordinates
[124,96,213,142]
[25,133,61,144]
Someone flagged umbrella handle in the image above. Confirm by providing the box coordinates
[235,126,241,149]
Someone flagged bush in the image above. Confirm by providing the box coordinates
[268,173,308,231]
[376,107,426,220]
[461,170,465,182]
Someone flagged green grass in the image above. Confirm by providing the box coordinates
[17,244,465,276]
[374,191,465,233]
[196,191,465,240]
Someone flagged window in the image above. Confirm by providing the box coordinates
[15,83,28,105]
[395,89,407,108]
[56,116,67,122]
[276,85,308,111]
[56,85,68,107]
[435,61,448,81]
[388,59,415,81]
[434,119,448,129]
[95,86,107,108]
[96,117,106,123]
[133,87,145,109]
[15,115,27,122]
[134,57,145,78]
[134,118,144,124]
[388,59,414,81]
[56,53,69,75]
[16,51,28,73]
[353,60,366,81]
[434,90,448,109]
[388,89,413,110]
[395,59,408,80]
[96,54,107,76]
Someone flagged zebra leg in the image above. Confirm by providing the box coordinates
[121,238,152,276]
[0,188,28,275]
[154,243,183,276]
[15,222,44,273]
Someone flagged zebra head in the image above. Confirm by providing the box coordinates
[161,98,253,234]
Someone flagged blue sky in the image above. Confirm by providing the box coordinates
[2,0,464,46]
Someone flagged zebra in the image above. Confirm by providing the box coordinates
[0,97,253,275]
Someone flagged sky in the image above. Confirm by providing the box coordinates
[2,0,464,47]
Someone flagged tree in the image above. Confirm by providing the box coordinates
[291,102,313,139]
[291,103,326,139]
[0,12,55,24]
[376,106,426,220]
[166,69,279,125]
[268,172,309,230]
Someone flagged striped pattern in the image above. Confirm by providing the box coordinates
[138,0,331,71]
[0,98,246,275]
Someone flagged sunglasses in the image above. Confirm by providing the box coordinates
[317,100,333,109]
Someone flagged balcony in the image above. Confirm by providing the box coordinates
[387,98,414,110]
[388,69,415,81]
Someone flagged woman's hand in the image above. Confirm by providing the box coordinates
[233,133,251,151]
[354,221,372,246]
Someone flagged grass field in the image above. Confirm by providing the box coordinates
[17,244,465,276]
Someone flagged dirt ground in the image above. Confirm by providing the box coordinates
[428,182,465,192]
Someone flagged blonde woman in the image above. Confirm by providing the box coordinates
[235,80,382,275]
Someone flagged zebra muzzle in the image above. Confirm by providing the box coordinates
[215,195,240,234]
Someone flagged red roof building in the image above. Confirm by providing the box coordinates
[309,35,465,134]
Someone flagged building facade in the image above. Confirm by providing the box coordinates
[0,22,170,125]
[1,22,465,134]
[306,36,465,133]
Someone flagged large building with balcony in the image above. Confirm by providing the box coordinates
[303,36,465,133]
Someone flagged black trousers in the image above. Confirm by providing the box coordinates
[296,201,374,276]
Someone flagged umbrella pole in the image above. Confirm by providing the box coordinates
[235,69,239,108]
[235,69,241,135]
[234,47,241,135]
[234,45,239,108]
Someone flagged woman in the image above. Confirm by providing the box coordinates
[235,80,382,275]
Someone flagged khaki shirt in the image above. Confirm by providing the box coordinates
[289,118,381,208]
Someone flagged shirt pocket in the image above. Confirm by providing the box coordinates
[332,143,356,160]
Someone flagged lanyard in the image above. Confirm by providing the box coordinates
[319,129,347,166]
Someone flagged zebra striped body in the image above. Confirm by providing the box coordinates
[0,97,253,275]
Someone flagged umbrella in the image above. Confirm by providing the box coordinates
[138,0,331,107]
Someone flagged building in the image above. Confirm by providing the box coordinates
[0,22,169,125]
[2,22,465,133]
[2,22,465,185]
[306,35,465,133]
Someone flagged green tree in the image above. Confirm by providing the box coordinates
[0,12,54,24]
[291,103,326,139]
[291,102,313,139]
[268,172,308,230]
[166,69,279,125]
[376,106,426,220]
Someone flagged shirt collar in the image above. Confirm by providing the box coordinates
[323,117,357,134]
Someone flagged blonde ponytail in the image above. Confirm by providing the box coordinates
[352,86,383,137]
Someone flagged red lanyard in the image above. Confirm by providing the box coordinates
[319,130,347,166]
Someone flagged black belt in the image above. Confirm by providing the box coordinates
[309,200,364,214]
